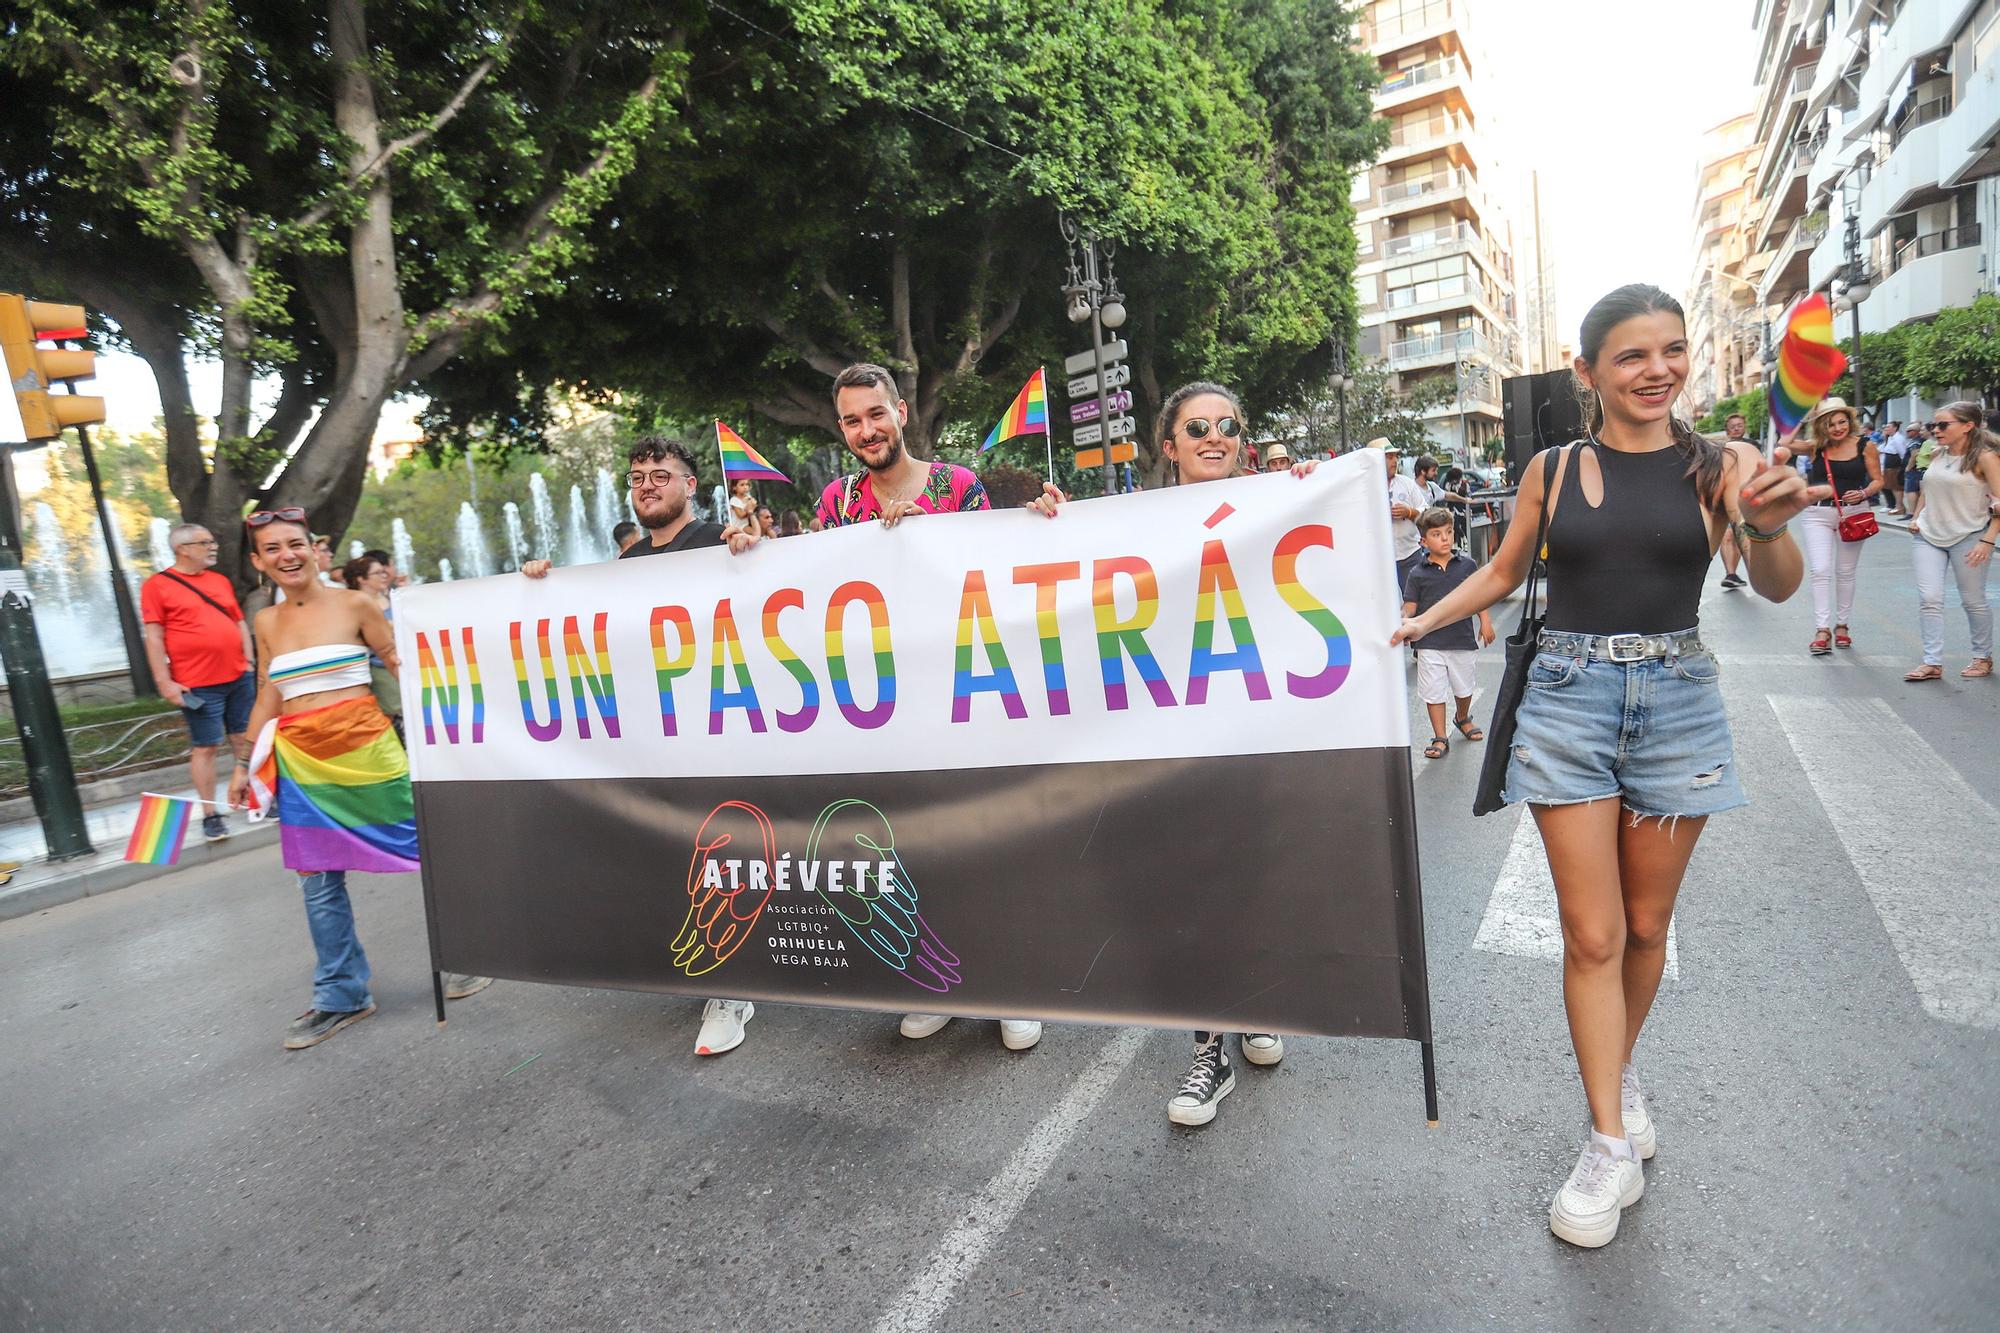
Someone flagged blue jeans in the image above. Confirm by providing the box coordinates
[1914,530,1994,665]
[301,871,373,1012]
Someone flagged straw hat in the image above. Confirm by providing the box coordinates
[1261,441,1294,467]
[1807,397,1859,433]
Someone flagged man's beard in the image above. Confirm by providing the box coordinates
[637,488,688,530]
[851,428,905,473]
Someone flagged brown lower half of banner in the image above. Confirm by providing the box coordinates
[413,748,1432,1041]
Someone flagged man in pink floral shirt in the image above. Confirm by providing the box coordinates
[815,363,992,527]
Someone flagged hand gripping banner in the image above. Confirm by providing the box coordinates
[396,451,1434,1078]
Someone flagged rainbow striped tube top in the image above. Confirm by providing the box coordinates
[268,644,373,699]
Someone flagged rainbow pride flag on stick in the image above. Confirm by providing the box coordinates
[123,793,195,865]
[715,420,791,484]
[1768,293,1849,437]
[981,368,1049,452]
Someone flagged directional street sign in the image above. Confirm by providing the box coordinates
[1072,416,1136,448]
[1068,389,1133,425]
[1066,364,1131,398]
[1063,340,1128,376]
[1076,441,1138,468]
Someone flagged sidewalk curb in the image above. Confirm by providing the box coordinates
[0,821,281,923]
[0,763,191,825]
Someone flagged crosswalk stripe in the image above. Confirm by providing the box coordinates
[1472,806,1680,979]
[1767,695,2000,1030]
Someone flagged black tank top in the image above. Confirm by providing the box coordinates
[1810,445,1868,505]
[1543,444,1711,636]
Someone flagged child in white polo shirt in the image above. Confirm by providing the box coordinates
[1401,508,1494,759]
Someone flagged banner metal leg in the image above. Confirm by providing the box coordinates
[432,970,447,1028]
[1421,1040,1439,1127]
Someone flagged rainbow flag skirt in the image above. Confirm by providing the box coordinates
[249,696,420,874]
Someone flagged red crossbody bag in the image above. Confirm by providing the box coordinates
[1824,452,1878,543]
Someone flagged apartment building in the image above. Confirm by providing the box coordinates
[1744,0,2000,411]
[1352,0,1525,462]
[1686,112,1766,417]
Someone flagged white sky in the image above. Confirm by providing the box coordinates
[79,0,1759,437]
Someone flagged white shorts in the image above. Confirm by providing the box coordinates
[1415,648,1476,705]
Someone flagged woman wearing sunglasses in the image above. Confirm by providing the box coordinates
[1137,381,1328,1126]
[1904,401,2000,680]
[228,508,490,1051]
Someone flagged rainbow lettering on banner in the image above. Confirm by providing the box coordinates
[673,801,777,977]
[707,599,767,734]
[122,792,193,865]
[807,798,961,993]
[950,570,1027,722]
[1091,556,1177,711]
[1013,562,1079,715]
[1186,539,1271,704]
[761,589,821,733]
[414,627,485,745]
[715,419,791,483]
[981,368,1049,452]
[509,619,564,742]
[650,606,696,736]
[561,613,621,740]
[1272,525,1351,698]
[1768,293,1848,436]
[825,581,896,729]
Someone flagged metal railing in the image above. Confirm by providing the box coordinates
[1362,0,1456,45]
[1376,57,1465,98]
[1892,223,1982,273]
[1890,94,1952,149]
[1385,273,1503,313]
[1378,168,1486,213]
[1383,221,1474,259]
[0,712,187,801]
[1388,328,1494,367]
[1387,115,1471,150]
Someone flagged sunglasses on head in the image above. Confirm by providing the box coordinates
[1179,416,1241,441]
[245,506,308,529]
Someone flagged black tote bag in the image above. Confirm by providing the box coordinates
[1472,444,1569,817]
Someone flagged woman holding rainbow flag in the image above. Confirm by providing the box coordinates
[229,507,490,1050]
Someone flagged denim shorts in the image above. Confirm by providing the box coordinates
[181,671,256,747]
[1500,634,1746,818]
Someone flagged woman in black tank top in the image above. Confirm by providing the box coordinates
[1794,398,1884,653]
[1391,285,1810,1249]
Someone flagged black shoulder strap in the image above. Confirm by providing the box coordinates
[1521,445,1571,618]
[159,570,241,625]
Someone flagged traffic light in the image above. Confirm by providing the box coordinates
[0,294,104,442]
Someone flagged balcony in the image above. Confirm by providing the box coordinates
[1389,329,1494,371]
[1362,0,1460,53]
[1861,230,1983,334]
[1807,211,1847,291]
[1942,48,2000,186]
[1372,167,1488,220]
[1379,113,1477,168]
[1382,273,1507,323]
[1848,0,1957,141]
[1375,57,1468,112]
[1381,220,1474,261]
[1861,111,1947,236]
[1758,212,1828,304]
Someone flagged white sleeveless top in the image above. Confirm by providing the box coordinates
[267,643,373,699]
[1919,453,1995,547]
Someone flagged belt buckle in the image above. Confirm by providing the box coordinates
[1605,634,1648,663]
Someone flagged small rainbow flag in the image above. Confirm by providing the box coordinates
[123,793,194,865]
[981,368,1049,452]
[715,420,790,483]
[1769,293,1849,436]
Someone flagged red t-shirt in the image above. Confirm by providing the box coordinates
[140,569,248,688]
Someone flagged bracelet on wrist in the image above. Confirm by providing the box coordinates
[1740,519,1789,544]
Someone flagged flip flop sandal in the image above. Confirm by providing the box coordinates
[1904,665,1944,682]
[1963,658,1994,678]
[1453,717,1484,741]
[1424,736,1448,759]
[1834,626,1853,649]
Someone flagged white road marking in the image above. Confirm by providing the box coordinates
[872,1027,1148,1333]
[1472,806,1680,979]
[1768,695,2000,1029]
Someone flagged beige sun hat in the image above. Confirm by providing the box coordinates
[1261,440,1294,466]
[1807,396,1859,432]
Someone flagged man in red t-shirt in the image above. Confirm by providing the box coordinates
[140,523,256,841]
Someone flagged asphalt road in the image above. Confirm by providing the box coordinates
[3,531,1996,1332]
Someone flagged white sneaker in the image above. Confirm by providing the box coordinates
[694,998,753,1056]
[1242,1032,1285,1066]
[1621,1064,1657,1160]
[999,1020,1042,1051]
[1548,1139,1644,1248]
[900,1013,952,1039]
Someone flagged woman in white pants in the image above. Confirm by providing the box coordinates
[1904,401,2000,681]
[1793,397,1882,655]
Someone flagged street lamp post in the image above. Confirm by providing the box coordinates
[1454,352,1489,467]
[1060,220,1126,494]
[1330,336,1354,454]
[1833,204,1874,423]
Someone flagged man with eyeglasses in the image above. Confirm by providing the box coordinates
[141,523,257,842]
[522,436,758,1056]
